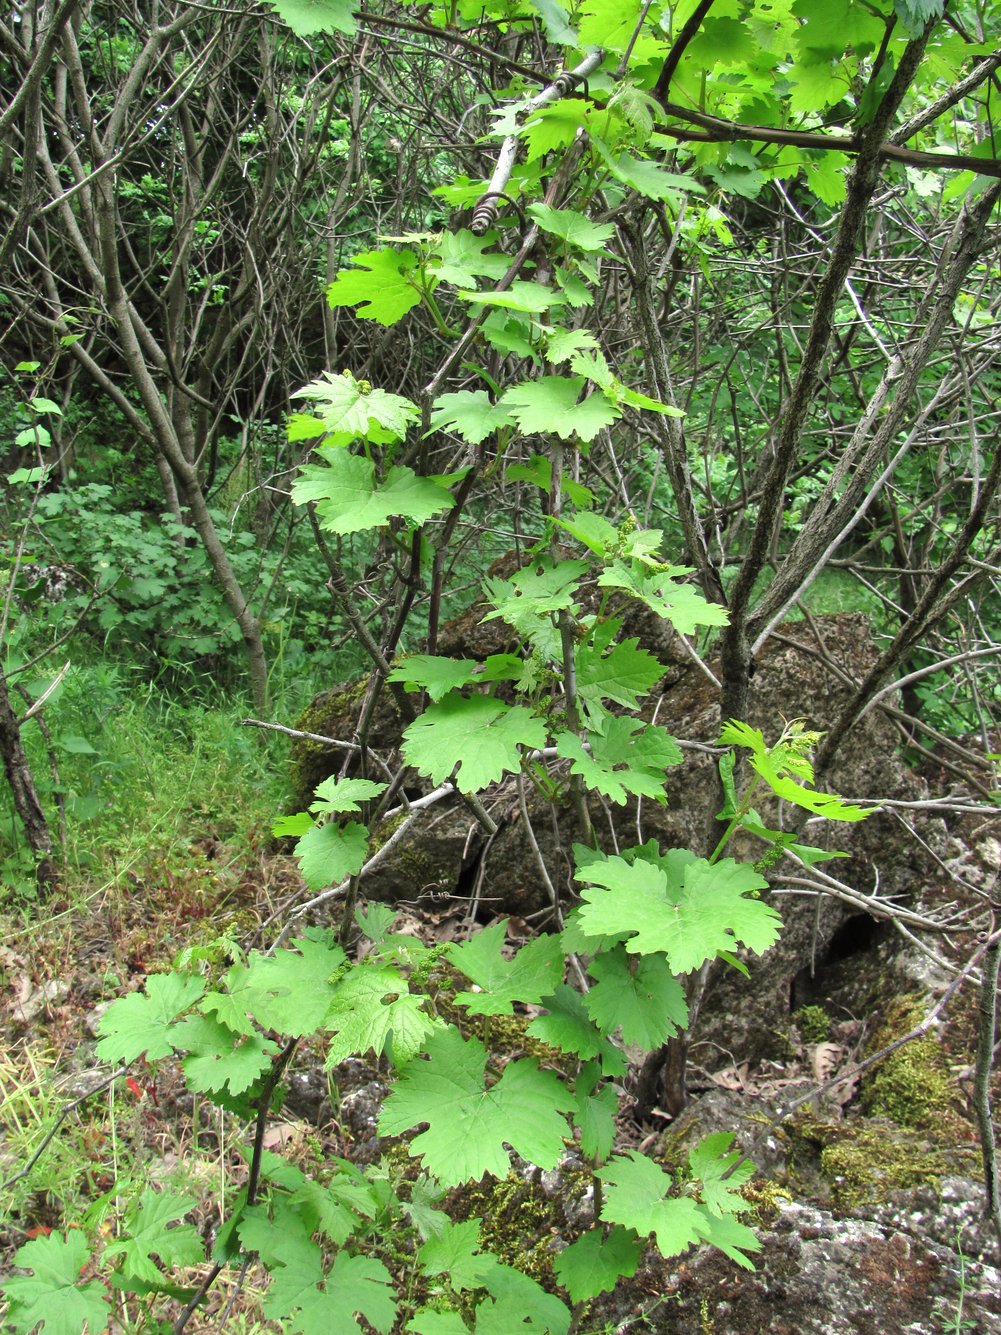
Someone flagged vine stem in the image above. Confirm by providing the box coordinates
[173,1036,300,1335]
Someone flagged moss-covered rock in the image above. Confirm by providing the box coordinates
[290,678,404,812]
[861,996,961,1133]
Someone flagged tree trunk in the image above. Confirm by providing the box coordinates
[0,666,57,891]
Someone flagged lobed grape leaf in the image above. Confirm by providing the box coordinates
[552,1225,641,1302]
[269,0,358,36]
[555,718,680,805]
[525,983,610,1061]
[527,203,615,253]
[105,1189,203,1287]
[323,965,442,1065]
[211,930,347,1037]
[688,1133,755,1217]
[520,98,589,160]
[575,851,781,973]
[505,454,595,508]
[471,1263,570,1334]
[482,557,587,640]
[573,1062,620,1160]
[402,693,547,793]
[309,776,386,816]
[417,1219,494,1291]
[598,1151,707,1258]
[429,390,513,444]
[694,1208,761,1269]
[293,373,418,443]
[294,450,455,535]
[576,627,668,714]
[456,280,564,313]
[1,1232,109,1335]
[388,654,482,702]
[96,971,205,1064]
[430,229,509,287]
[379,1027,573,1184]
[448,920,564,1015]
[502,376,618,442]
[584,945,688,1048]
[598,559,729,634]
[719,718,872,821]
[294,819,370,890]
[172,1013,277,1095]
[325,249,422,325]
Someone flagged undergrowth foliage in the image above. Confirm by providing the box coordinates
[1,333,874,1332]
[4,0,930,1326]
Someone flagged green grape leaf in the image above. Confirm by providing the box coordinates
[293,372,418,443]
[324,965,442,1065]
[172,1013,277,1095]
[483,557,587,637]
[585,946,688,1048]
[552,1225,641,1302]
[545,328,600,365]
[388,654,481,701]
[1,1232,109,1335]
[719,719,872,821]
[576,852,781,973]
[291,1162,382,1246]
[502,376,617,442]
[598,560,729,633]
[96,971,205,1063]
[402,693,547,793]
[325,249,422,325]
[272,811,314,839]
[573,1063,620,1159]
[294,819,369,890]
[310,776,386,816]
[556,718,680,805]
[379,1028,573,1184]
[430,229,509,286]
[105,1189,202,1286]
[238,1198,311,1266]
[286,412,327,442]
[527,203,615,253]
[448,921,565,1015]
[893,0,943,36]
[221,930,347,1037]
[355,902,398,944]
[552,509,618,555]
[506,454,595,507]
[456,280,564,313]
[479,309,541,361]
[688,1133,755,1217]
[525,983,608,1060]
[614,382,685,416]
[527,0,578,45]
[521,98,590,160]
[429,391,513,444]
[294,450,455,535]
[473,1263,571,1335]
[418,1219,494,1292]
[407,1312,470,1335]
[598,1152,708,1258]
[576,633,668,716]
[596,143,702,201]
[275,1249,397,1335]
[577,0,643,49]
[694,1207,761,1269]
[268,0,357,36]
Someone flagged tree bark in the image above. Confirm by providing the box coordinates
[0,666,56,891]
